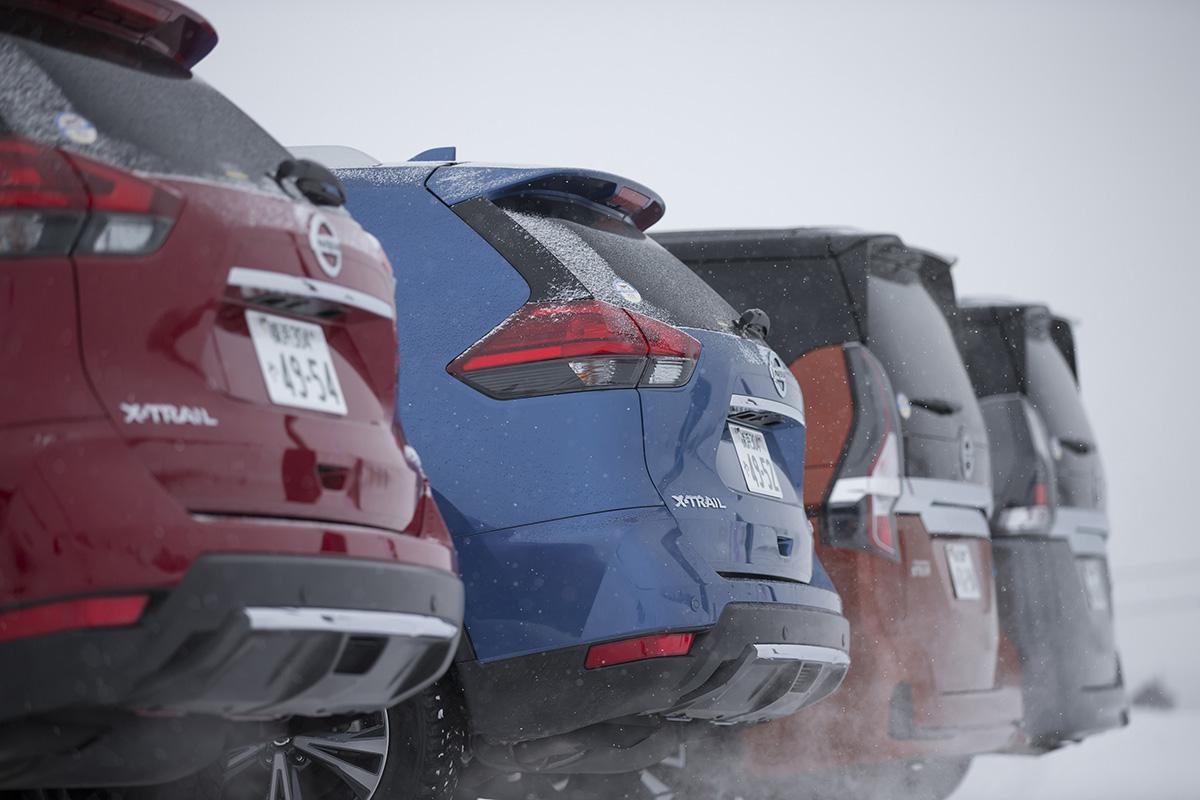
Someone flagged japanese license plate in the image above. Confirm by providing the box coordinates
[729,422,783,499]
[1079,559,1110,611]
[246,310,347,415]
[945,542,982,600]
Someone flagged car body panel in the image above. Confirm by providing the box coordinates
[657,227,1018,770]
[337,166,849,775]
[955,300,1128,749]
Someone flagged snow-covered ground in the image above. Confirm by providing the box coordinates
[954,708,1200,800]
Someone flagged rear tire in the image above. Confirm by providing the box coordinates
[145,675,468,800]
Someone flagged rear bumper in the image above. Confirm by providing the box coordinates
[992,536,1129,750]
[739,518,1021,774]
[459,601,849,774]
[892,682,1024,747]
[0,553,463,788]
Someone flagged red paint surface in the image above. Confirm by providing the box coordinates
[0,172,455,611]
[790,346,854,508]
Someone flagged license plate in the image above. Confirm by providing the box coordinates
[1079,559,1110,611]
[729,422,783,499]
[944,542,982,600]
[246,310,347,415]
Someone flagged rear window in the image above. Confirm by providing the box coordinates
[0,34,289,191]
[1025,334,1095,445]
[686,257,860,363]
[503,206,737,332]
[866,273,978,412]
[958,314,1021,398]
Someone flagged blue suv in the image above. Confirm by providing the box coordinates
[315,149,851,798]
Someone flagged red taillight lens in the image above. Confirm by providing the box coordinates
[0,594,149,643]
[0,139,87,209]
[629,308,702,387]
[64,150,182,255]
[448,299,700,399]
[584,632,695,669]
[0,137,180,257]
[0,139,88,256]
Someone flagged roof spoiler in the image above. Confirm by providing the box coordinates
[912,247,959,318]
[1050,315,1079,381]
[3,0,219,68]
[427,165,665,231]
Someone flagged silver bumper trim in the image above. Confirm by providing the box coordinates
[753,643,852,666]
[244,607,459,640]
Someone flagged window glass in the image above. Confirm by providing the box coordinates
[505,207,737,331]
[0,34,290,192]
[1026,334,1095,445]
[866,273,978,412]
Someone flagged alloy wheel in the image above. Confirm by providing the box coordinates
[219,711,390,800]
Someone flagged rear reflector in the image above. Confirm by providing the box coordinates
[448,299,700,400]
[0,594,149,643]
[584,632,695,669]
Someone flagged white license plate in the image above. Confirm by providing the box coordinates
[944,542,982,600]
[246,310,347,415]
[729,422,783,499]
[1079,559,1110,611]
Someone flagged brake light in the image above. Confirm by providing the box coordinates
[0,139,88,256]
[447,299,700,400]
[584,632,695,669]
[801,343,904,562]
[0,137,180,257]
[0,594,149,643]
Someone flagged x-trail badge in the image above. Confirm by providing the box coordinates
[308,213,342,277]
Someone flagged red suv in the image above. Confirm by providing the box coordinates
[0,1,461,791]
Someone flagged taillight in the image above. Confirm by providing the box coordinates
[447,299,700,400]
[0,139,88,256]
[995,402,1058,534]
[584,632,695,669]
[820,344,904,561]
[0,594,149,644]
[0,137,180,258]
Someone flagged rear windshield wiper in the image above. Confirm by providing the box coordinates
[1056,436,1093,455]
[907,396,961,415]
[275,158,347,207]
[732,308,770,341]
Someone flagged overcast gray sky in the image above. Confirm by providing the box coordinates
[189,0,1200,701]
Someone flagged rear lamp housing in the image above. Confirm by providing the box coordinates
[0,137,181,257]
[447,299,700,400]
[991,398,1058,534]
[801,343,904,562]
